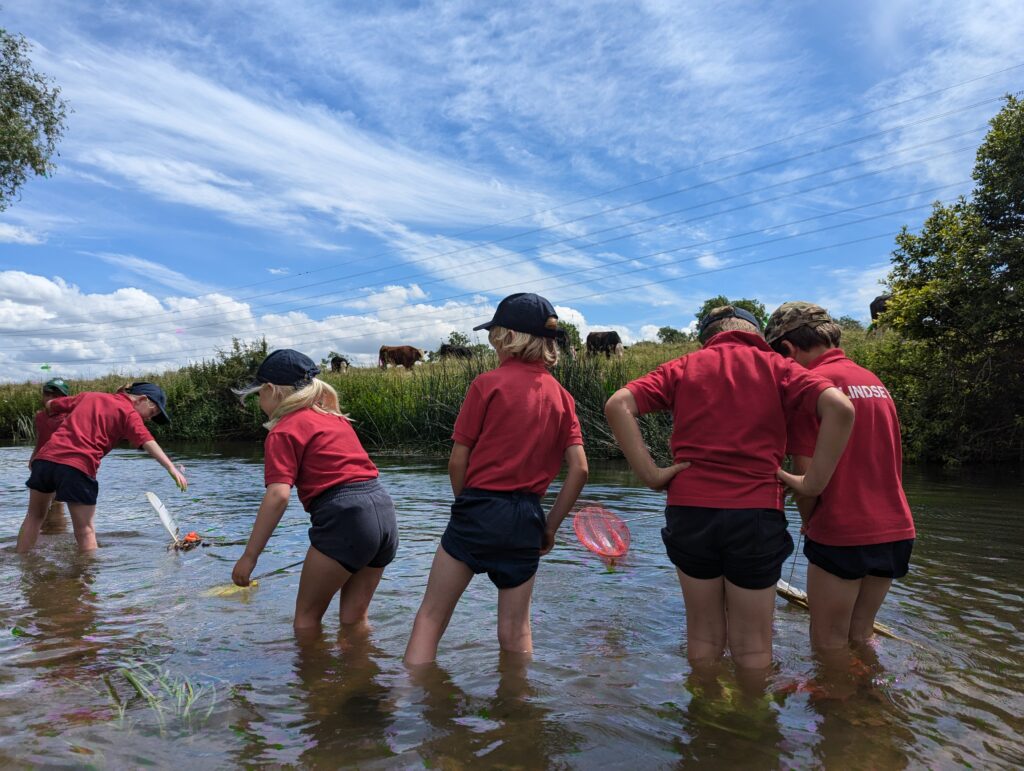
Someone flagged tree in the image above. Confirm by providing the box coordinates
[694,295,769,328]
[1,28,69,211]
[557,320,582,350]
[881,96,1024,463]
[835,315,864,332]
[656,325,689,344]
[444,330,470,348]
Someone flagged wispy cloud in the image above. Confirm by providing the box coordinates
[0,223,45,245]
[92,253,214,295]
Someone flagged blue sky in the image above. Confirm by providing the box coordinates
[0,0,1021,380]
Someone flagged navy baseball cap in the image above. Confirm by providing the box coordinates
[697,305,763,342]
[245,349,320,390]
[126,382,171,425]
[473,293,564,339]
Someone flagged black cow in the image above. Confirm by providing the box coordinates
[330,355,350,373]
[379,345,424,370]
[870,293,891,322]
[586,331,623,358]
[436,343,473,360]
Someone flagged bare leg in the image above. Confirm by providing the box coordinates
[67,503,98,552]
[676,569,726,667]
[849,576,892,644]
[807,564,861,651]
[496,575,537,654]
[404,547,474,665]
[723,580,777,680]
[338,566,385,627]
[41,498,67,535]
[16,489,53,553]
[294,545,351,633]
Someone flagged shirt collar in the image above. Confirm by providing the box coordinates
[702,330,772,352]
[808,348,847,369]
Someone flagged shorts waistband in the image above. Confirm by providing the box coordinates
[461,487,541,504]
[310,478,382,508]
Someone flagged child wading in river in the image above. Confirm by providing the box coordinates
[29,378,73,532]
[604,305,854,676]
[405,293,589,665]
[19,382,187,553]
[232,349,399,633]
[766,302,915,650]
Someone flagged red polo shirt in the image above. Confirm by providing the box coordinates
[453,357,583,496]
[263,408,378,510]
[32,409,66,458]
[787,348,915,546]
[626,331,832,509]
[35,393,154,479]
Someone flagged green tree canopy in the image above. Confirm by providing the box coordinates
[882,95,1024,463]
[695,295,769,328]
[1,28,68,210]
[557,320,582,350]
[656,325,689,344]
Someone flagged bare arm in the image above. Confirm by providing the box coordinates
[141,439,188,491]
[777,388,854,497]
[232,483,291,586]
[604,388,690,490]
[790,454,816,529]
[448,442,471,497]
[541,444,589,555]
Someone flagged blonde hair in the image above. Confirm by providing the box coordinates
[488,324,559,367]
[234,378,347,430]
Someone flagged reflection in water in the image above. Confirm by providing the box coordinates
[411,654,581,768]
[293,625,395,767]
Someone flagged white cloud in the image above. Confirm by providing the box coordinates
[0,224,44,245]
[267,267,289,275]
[696,253,725,269]
[93,253,214,295]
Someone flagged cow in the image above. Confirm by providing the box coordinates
[586,331,624,358]
[870,293,891,322]
[378,345,425,370]
[330,355,350,373]
[436,343,473,360]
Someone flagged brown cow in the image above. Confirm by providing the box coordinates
[378,345,424,370]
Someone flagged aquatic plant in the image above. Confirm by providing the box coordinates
[111,663,222,733]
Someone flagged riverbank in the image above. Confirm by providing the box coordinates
[0,330,981,463]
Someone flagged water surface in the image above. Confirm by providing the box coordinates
[1,445,1021,768]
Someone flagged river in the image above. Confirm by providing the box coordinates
[1,444,1021,768]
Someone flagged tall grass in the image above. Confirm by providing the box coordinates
[0,333,929,462]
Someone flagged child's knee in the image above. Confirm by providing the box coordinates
[497,616,531,648]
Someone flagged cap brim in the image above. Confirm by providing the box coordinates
[154,408,171,426]
[472,320,497,332]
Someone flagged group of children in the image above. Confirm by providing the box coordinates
[17,291,915,670]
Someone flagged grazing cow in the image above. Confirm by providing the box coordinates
[586,331,624,358]
[870,293,892,322]
[437,343,473,360]
[330,355,350,373]
[378,345,425,370]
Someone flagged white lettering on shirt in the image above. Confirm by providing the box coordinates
[845,384,890,399]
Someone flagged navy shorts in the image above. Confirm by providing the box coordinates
[26,460,98,506]
[308,479,399,574]
[441,488,545,589]
[804,537,913,580]
[662,506,794,590]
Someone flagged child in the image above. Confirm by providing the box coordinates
[766,302,915,650]
[404,293,589,665]
[19,382,187,553]
[604,305,854,674]
[231,349,399,633]
[29,378,72,532]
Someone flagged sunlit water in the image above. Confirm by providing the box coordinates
[1,444,1021,769]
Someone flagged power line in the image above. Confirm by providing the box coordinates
[6,89,1007,337]
[7,125,982,343]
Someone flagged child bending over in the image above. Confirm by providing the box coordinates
[232,349,399,634]
[405,293,588,665]
[19,382,187,553]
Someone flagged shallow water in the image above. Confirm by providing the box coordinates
[1,445,1021,769]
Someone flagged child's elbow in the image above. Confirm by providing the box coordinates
[604,389,629,419]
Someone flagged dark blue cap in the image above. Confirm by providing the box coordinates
[473,293,564,339]
[126,382,171,425]
[697,306,763,342]
[249,349,320,389]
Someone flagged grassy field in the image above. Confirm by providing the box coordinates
[0,330,916,462]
